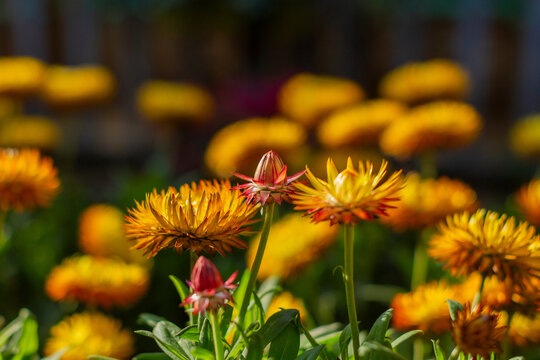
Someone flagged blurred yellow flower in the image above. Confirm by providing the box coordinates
[247,213,338,280]
[205,117,307,178]
[44,312,134,360]
[509,114,540,158]
[459,273,513,310]
[292,157,403,225]
[45,255,149,308]
[391,279,461,334]
[317,99,407,148]
[0,57,46,97]
[380,101,482,159]
[516,178,540,226]
[79,204,149,265]
[125,180,258,257]
[451,303,506,359]
[508,312,540,347]
[136,80,214,123]
[0,148,60,212]
[382,173,478,231]
[267,291,309,323]
[429,209,540,294]
[278,73,364,127]
[0,116,61,150]
[305,148,383,179]
[379,59,469,104]
[41,65,115,110]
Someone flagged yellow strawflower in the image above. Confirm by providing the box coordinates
[205,117,307,178]
[509,114,540,158]
[508,312,540,347]
[44,312,134,360]
[45,255,149,308]
[317,99,407,148]
[0,116,61,150]
[246,213,338,280]
[0,57,45,97]
[267,291,309,323]
[136,80,214,123]
[379,59,468,104]
[278,73,364,127]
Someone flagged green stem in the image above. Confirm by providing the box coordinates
[411,228,431,289]
[299,322,332,360]
[413,337,424,360]
[237,203,275,326]
[344,224,360,360]
[419,152,437,179]
[0,211,7,252]
[502,311,514,359]
[448,346,460,360]
[472,276,486,310]
[209,311,225,360]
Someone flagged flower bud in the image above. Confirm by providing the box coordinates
[253,151,286,185]
[189,256,223,292]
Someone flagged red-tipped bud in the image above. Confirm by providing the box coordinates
[183,256,237,314]
[190,256,223,292]
[254,151,286,185]
[232,150,305,206]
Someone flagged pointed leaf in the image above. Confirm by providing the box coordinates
[446,300,464,322]
[253,309,298,347]
[297,345,325,360]
[153,321,191,360]
[339,324,351,360]
[12,310,39,360]
[246,333,264,360]
[391,330,423,348]
[132,353,171,360]
[220,305,234,335]
[138,313,167,328]
[365,309,393,344]
[268,321,300,360]
[361,341,406,360]
[169,275,190,302]
[431,340,446,360]
[191,348,215,360]
[176,325,199,341]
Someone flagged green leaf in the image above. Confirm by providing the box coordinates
[12,310,39,360]
[508,357,525,360]
[153,321,192,360]
[176,325,199,341]
[297,345,325,360]
[138,313,167,328]
[361,341,406,360]
[446,300,464,322]
[132,353,171,360]
[338,324,351,360]
[191,348,215,360]
[268,321,300,360]
[431,340,446,360]
[365,309,392,345]
[233,270,251,306]
[246,333,264,360]
[169,275,190,302]
[391,330,423,348]
[220,306,234,335]
[135,330,156,339]
[254,309,298,347]
[198,317,212,351]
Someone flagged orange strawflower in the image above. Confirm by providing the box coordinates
[508,312,540,347]
[0,148,60,212]
[292,157,403,225]
[382,173,478,231]
[46,255,149,308]
[516,178,540,226]
[451,303,506,359]
[125,180,258,257]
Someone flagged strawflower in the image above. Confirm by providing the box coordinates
[44,312,134,360]
[125,180,258,257]
[45,254,149,308]
[0,116,62,150]
[516,178,540,226]
[0,56,45,97]
[509,114,540,158]
[0,148,60,212]
[267,291,308,323]
[508,312,540,347]
[451,303,506,359]
[233,150,304,205]
[379,59,468,104]
[278,73,364,127]
[182,256,237,315]
[292,157,403,225]
[246,213,338,280]
[205,117,306,177]
[429,209,540,294]
[380,101,482,159]
[317,99,407,148]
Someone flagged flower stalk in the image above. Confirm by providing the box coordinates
[343,224,360,360]
[237,203,275,326]
[209,312,225,360]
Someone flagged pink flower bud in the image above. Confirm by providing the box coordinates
[253,151,286,185]
[190,256,223,292]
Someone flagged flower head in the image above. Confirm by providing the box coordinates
[516,178,540,226]
[392,280,462,334]
[317,99,407,148]
[0,116,62,150]
[292,157,403,225]
[510,114,540,158]
[459,273,513,310]
[45,255,149,308]
[233,150,305,205]
[267,291,308,323]
[451,303,506,359]
[41,65,115,111]
[278,73,364,127]
[429,209,540,294]
[380,101,482,159]
[79,204,149,265]
[0,148,60,212]
[379,59,469,104]
[125,179,258,257]
[44,312,135,360]
[136,80,214,123]
[247,213,338,280]
[205,117,307,178]
[183,256,237,314]
[0,57,45,97]
[382,173,478,231]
